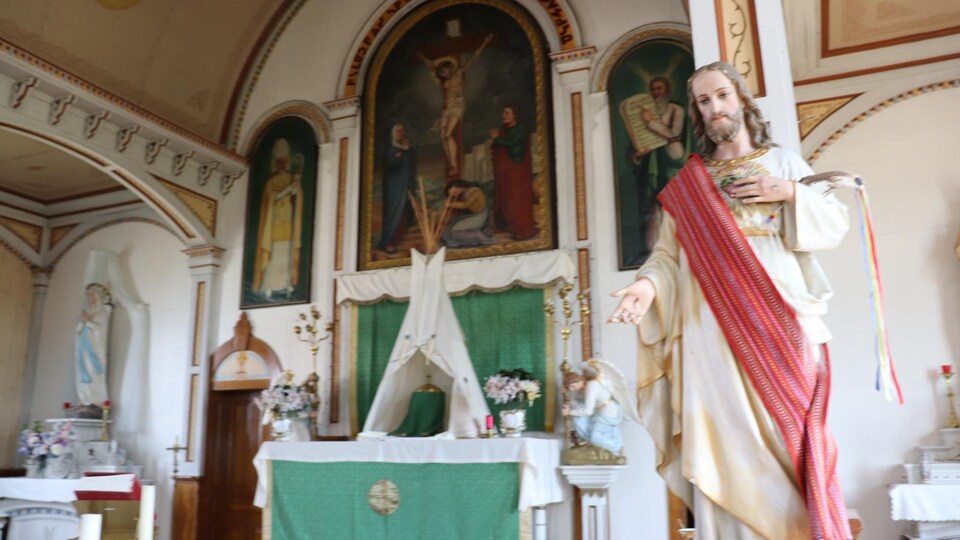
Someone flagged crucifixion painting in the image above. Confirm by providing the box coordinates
[359,0,555,270]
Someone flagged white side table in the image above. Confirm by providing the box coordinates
[889,483,960,538]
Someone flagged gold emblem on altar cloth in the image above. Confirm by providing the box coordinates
[368,479,400,516]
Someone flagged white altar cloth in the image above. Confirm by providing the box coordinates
[0,478,80,503]
[889,483,960,521]
[253,435,565,511]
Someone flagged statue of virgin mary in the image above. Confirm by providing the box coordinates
[75,283,113,406]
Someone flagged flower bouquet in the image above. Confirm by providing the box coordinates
[18,421,75,477]
[483,369,541,437]
[255,371,313,441]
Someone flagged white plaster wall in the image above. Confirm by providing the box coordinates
[812,87,960,539]
[30,221,191,540]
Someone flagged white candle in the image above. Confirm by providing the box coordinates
[109,439,118,454]
[137,485,156,540]
[79,513,102,540]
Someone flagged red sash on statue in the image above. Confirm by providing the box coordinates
[657,154,851,540]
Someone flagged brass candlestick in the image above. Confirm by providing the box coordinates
[294,305,332,440]
[99,402,111,441]
[943,371,960,429]
[545,282,591,447]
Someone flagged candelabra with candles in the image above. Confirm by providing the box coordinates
[941,364,960,429]
[294,305,333,440]
[544,281,590,447]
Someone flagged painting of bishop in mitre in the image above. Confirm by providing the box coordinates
[75,283,113,409]
[241,116,318,308]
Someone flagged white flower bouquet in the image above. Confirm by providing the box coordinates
[255,372,312,423]
[483,369,541,407]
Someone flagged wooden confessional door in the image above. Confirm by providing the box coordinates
[199,387,264,540]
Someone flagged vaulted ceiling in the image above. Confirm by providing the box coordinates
[0,0,956,206]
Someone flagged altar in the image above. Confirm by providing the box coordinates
[253,435,566,540]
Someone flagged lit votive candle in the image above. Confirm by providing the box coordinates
[943,365,954,375]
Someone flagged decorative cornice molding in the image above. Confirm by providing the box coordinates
[220,171,242,196]
[549,45,596,65]
[0,37,246,165]
[173,151,195,177]
[84,110,110,139]
[10,76,37,109]
[145,138,168,165]
[48,95,75,125]
[183,245,225,259]
[323,96,361,117]
[198,162,219,186]
[116,125,140,152]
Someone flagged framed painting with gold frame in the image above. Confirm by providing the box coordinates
[608,37,694,270]
[358,0,555,270]
[240,116,318,308]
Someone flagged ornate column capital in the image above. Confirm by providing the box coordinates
[550,46,597,85]
[323,96,361,133]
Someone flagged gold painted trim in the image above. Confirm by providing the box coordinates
[715,0,765,98]
[349,304,359,436]
[242,103,331,157]
[359,0,554,270]
[797,93,861,140]
[344,0,416,96]
[49,224,78,249]
[594,29,692,93]
[344,0,579,96]
[571,92,587,241]
[577,248,593,360]
[226,0,310,150]
[336,137,348,272]
[544,287,555,432]
[263,460,273,539]
[0,215,42,252]
[0,39,245,165]
[154,176,218,237]
[192,282,206,367]
[533,0,579,50]
[187,374,199,462]
[808,79,960,164]
[329,301,341,423]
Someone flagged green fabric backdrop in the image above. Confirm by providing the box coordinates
[353,287,550,433]
[271,461,520,539]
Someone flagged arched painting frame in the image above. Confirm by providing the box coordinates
[608,37,694,270]
[359,0,555,270]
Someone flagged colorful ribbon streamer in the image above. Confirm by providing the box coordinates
[852,178,903,404]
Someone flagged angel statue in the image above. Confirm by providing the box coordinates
[561,358,640,465]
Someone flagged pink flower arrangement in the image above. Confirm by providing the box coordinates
[18,421,75,460]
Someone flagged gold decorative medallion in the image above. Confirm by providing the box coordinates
[368,479,400,516]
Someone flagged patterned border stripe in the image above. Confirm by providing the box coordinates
[808,79,960,163]
[571,92,588,241]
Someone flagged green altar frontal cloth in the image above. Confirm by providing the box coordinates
[389,390,445,437]
[270,461,520,540]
